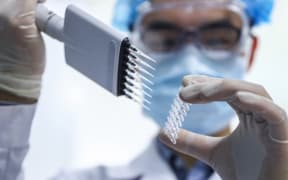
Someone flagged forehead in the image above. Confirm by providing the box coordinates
[141,1,243,28]
[151,0,230,4]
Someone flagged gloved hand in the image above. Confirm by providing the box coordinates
[0,0,46,103]
[160,75,288,180]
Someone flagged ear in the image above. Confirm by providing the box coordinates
[247,34,259,71]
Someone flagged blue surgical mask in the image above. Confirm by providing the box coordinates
[143,47,247,135]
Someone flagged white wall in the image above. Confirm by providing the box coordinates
[24,1,288,180]
[247,1,288,110]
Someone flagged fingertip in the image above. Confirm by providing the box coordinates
[182,75,212,87]
[179,85,198,103]
[159,129,168,143]
[182,75,193,87]
[179,87,188,101]
[159,129,175,148]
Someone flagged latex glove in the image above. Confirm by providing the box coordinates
[0,0,46,103]
[160,75,288,180]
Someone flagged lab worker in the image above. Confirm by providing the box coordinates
[0,0,288,180]
[106,0,277,179]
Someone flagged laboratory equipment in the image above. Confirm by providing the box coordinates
[36,4,156,110]
[164,93,191,144]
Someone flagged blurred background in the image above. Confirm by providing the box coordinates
[23,0,288,179]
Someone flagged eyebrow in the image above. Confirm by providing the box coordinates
[200,20,241,30]
[146,20,181,31]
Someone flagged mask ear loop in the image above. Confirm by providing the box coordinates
[247,34,259,71]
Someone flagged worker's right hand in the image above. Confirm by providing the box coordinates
[160,75,288,180]
[0,0,46,103]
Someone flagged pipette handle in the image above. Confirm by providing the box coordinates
[36,5,65,42]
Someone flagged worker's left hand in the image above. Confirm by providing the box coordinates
[0,0,46,103]
[160,75,288,180]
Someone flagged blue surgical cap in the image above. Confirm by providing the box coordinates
[112,0,275,31]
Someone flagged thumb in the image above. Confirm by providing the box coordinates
[159,129,222,165]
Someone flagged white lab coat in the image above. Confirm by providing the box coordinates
[0,104,36,180]
[50,140,222,180]
[0,105,221,180]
